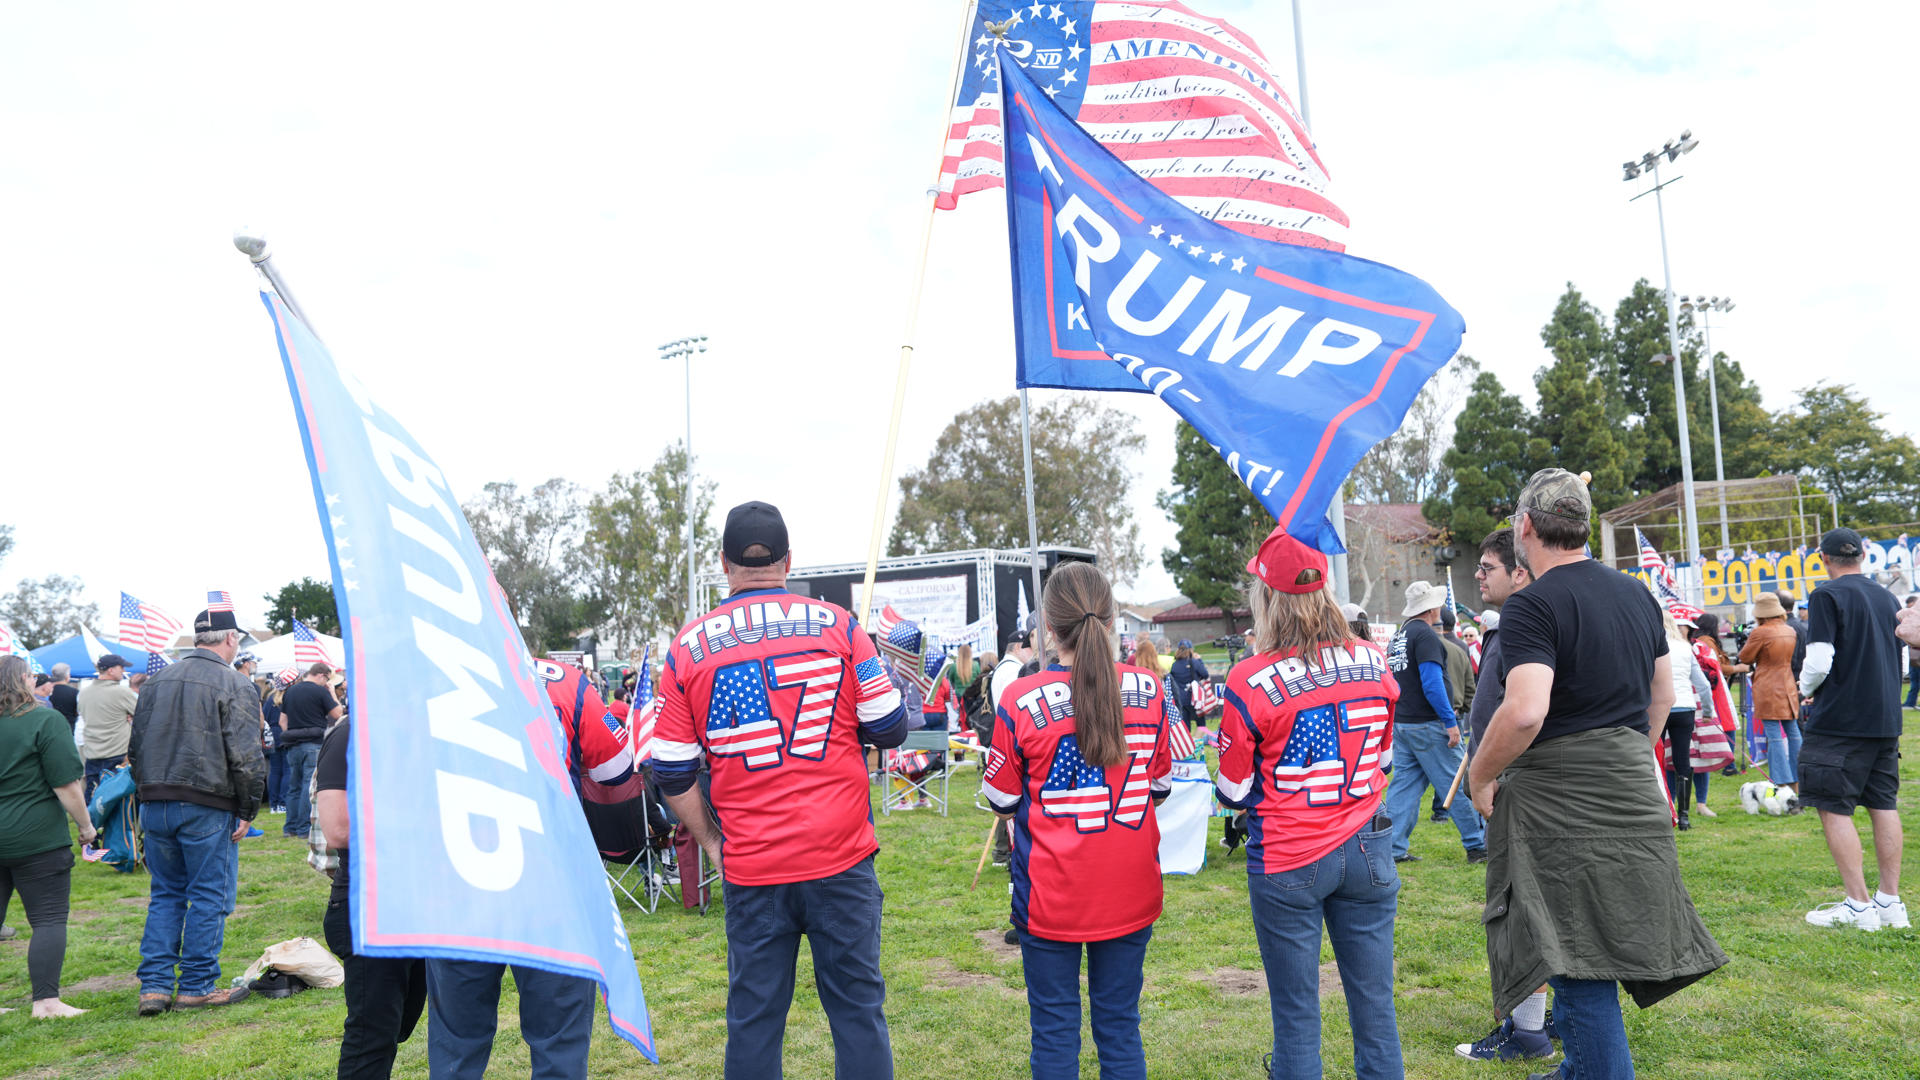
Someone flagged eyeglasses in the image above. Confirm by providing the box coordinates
[1474,562,1504,576]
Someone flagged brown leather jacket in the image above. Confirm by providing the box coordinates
[1739,620,1800,721]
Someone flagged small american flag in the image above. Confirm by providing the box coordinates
[1190,679,1220,718]
[873,606,943,696]
[146,650,171,676]
[206,590,235,614]
[1273,703,1346,805]
[855,655,892,699]
[628,648,658,762]
[1169,717,1196,760]
[292,618,332,668]
[119,592,185,654]
[1040,734,1111,831]
[707,662,784,768]
[1636,527,1703,622]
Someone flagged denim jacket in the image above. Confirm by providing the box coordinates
[129,650,268,819]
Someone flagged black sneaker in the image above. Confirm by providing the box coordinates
[1430,809,1448,823]
[1004,927,1019,946]
[1465,847,1489,864]
[1394,854,1421,863]
[1455,1017,1554,1061]
[1528,1067,1566,1080]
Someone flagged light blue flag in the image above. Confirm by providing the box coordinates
[257,292,655,1060]
[999,54,1465,552]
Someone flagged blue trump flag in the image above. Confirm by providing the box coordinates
[257,292,656,1060]
[999,55,1465,552]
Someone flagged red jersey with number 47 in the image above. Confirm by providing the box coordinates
[1215,640,1398,874]
[652,588,905,886]
[983,664,1174,941]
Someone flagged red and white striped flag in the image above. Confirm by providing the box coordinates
[206,590,235,614]
[1168,716,1196,760]
[292,618,334,668]
[629,698,660,764]
[119,592,185,654]
[938,2,1347,251]
[1190,679,1220,718]
[1635,527,1703,622]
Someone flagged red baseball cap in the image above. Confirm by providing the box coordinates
[1245,524,1329,594]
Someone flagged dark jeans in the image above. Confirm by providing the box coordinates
[1549,975,1636,1078]
[1247,821,1404,1080]
[1665,709,1696,810]
[1906,663,1920,708]
[266,747,289,808]
[83,757,121,804]
[324,885,425,1080]
[425,959,595,1080]
[0,845,74,1000]
[138,800,235,996]
[722,855,892,1079]
[1019,926,1153,1080]
[284,740,322,837]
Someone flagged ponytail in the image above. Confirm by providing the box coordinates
[1044,561,1126,768]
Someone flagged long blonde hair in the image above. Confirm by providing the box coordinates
[1131,635,1161,674]
[1249,580,1355,657]
[955,643,974,685]
[0,656,37,718]
[1045,562,1125,768]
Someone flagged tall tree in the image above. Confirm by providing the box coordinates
[582,442,719,655]
[1157,420,1268,619]
[0,574,99,650]
[890,395,1145,584]
[1774,384,1920,526]
[263,577,339,636]
[464,478,604,654]
[1540,285,1619,420]
[1422,371,1546,547]
[1533,355,1630,511]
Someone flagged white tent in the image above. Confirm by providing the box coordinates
[246,629,346,675]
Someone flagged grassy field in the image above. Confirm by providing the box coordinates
[3,732,1915,1080]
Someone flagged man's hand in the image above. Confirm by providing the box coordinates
[1900,603,1920,648]
[1446,725,1462,749]
[230,819,250,841]
[1472,778,1499,819]
[699,839,723,873]
[77,824,98,847]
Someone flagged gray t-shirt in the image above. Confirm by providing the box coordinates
[78,679,139,760]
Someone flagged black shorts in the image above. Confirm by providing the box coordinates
[1798,734,1901,815]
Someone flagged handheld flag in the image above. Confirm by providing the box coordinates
[256,291,656,1059]
[872,605,947,697]
[206,590,235,614]
[292,618,335,669]
[629,647,658,764]
[940,2,1346,252]
[1636,527,1703,622]
[119,593,185,654]
[998,55,1465,552]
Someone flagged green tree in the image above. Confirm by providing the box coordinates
[582,442,719,655]
[1540,285,1620,420]
[1422,370,1546,547]
[1774,384,1920,526]
[890,395,1145,584]
[464,478,605,655]
[0,574,99,651]
[1533,355,1630,510]
[1157,420,1268,619]
[263,577,338,636]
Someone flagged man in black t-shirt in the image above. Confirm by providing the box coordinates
[314,720,427,1076]
[1471,469,1725,1079]
[1383,580,1485,863]
[1798,529,1908,932]
[47,663,80,732]
[280,663,343,839]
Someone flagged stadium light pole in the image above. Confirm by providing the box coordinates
[659,336,707,623]
[1679,295,1735,551]
[1623,131,1704,575]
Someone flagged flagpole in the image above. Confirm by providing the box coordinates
[1019,389,1048,660]
[855,0,979,629]
[1287,0,1351,605]
[234,231,321,342]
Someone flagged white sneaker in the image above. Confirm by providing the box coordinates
[1875,898,1911,930]
[1806,899,1880,931]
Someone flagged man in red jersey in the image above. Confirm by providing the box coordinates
[654,501,908,1080]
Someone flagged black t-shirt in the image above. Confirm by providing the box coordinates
[49,684,79,729]
[315,719,351,885]
[1388,617,1449,722]
[1499,558,1668,743]
[281,681,336,744]
[1805,574,1902,740]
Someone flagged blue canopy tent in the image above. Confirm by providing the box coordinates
[29,629,159,680]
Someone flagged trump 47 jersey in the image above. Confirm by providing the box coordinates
[1215,639,1398,874]
[983,664,1174,941]
[533,658,634,789]
[653,588,906,886]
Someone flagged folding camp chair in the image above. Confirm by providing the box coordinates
[580,773,669,913]
[881,729,953,816]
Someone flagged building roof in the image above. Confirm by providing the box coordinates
[1345,502,1436,543]
[1155,601,1251,623]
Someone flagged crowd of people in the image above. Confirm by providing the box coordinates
[0,480,1909,1080]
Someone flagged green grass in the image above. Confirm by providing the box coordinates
[4,732,1916,1079]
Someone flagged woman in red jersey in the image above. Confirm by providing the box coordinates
[982,561,1174,1080]
[1215,526,1404,1080]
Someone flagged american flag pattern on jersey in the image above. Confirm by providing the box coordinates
[707,661,785,768]
[1273,702,1348,805]
[119,592,184,653]
[770,652,843,759]
[1342,699,1391,797]
[939,1,1347,251]
[1115,724,1159,826]
[1040,733,1112,830]
[206,590,235,614]
[292,618,332,668]
[1636,526,1703,622]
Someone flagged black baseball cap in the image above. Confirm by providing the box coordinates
[722,501,789,567]
[1819,527,1864,560]
[193,608,240,633]
[96,653,131,673]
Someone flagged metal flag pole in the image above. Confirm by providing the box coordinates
[1019,389,1047,660]
[855,0,980,630]
[1289,0,1351,604]
[234,230,320,342]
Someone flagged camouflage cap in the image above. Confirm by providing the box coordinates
[1518,468,1591,522]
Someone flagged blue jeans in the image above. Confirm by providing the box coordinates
[426,959,595,1080]
[1548,975,1636,1079]
[1019,926,1153,1080]
[283,741,321,837]
[83,757,120,804]
[1764,720,1803,785]
[1247,821,1403,1080]
[722,855,892,1079]
[138,800,236,997]
[265,747,288,808]
[1384,722,1484,857]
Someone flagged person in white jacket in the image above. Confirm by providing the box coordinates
[1663,611,1716,830]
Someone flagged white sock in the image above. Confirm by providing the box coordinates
[1512,991,1547,1032]
[1876,891,1901,906]
[1845,897,1871,912]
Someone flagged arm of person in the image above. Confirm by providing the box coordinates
[650,656,722,869]
[1799,589,1836,698]
[54,780,98,847]
[223,687,267,826]
[981,705,1025,820]
[1687,654,1714,721]
[851,633,908,749]
[1899,604,1920,650]
[1212,691,1262,810]
[1149,689,1178,805]
[1469,662,1552,816]
[1418,660,1461,746]
[1647,652,1676,747]
[316,789,349,847]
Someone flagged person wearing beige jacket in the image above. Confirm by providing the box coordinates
[1741,592,1803,795]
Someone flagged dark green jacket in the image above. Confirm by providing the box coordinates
[1482,725,1726,1015]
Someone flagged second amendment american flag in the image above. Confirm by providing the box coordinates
[937,1,1347,251]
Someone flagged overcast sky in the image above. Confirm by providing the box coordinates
[4,0,1915,635]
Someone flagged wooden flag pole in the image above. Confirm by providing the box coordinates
[855,0,980,629]
[1442,745,1471,810]
[970,819,998,891]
